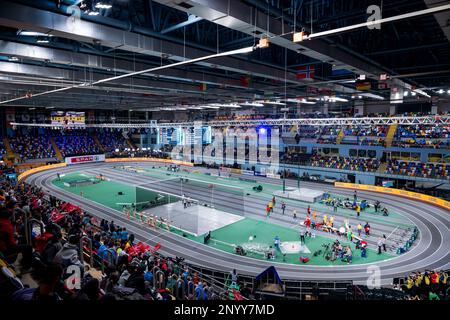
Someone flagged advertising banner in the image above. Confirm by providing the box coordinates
[65,154,105,165]
[51,111,85,125]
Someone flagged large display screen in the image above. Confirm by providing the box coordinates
[51,111,85,125]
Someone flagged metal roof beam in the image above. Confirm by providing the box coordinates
[0,1,300,84]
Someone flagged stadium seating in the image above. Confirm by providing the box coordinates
[54,131,101,157]
[310,155,380,172]
[9,135,56,162]
[392,125,450,149]
[0,174,233,301]
[385,160,450,180]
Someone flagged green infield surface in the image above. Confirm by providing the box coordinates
[52,171,395,266]
[53,172,179,211]
[118,165,413,228]
[183,218,394,266]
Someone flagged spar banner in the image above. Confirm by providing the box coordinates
[65,154,105,165]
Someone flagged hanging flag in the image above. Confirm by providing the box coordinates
[199,83,208,91]
[296,65,315,80]
[356,81,371,91]
[240,75,253,87]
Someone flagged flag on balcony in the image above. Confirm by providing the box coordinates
[296,65,315,80]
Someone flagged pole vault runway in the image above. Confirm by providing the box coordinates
[26,162,450,284]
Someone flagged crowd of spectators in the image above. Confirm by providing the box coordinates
[54,131,101,157]
[295,126,322,139]
[310,155,380,172]
[96,129,129,153]
[9,135,55,162]
[320,126,341,137]
[0,173,240,301]
[398,270,448,300]
[0,139,6,158]
[385,160,450,180]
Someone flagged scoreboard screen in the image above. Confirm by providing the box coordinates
[51,111,85,125]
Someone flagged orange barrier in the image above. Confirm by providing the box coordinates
[335,182,450,211]
[105,157,193,167]
[17,157,193,182]
[14,162,48,174]
[17,163,67,182]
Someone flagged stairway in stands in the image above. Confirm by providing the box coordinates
[377,162,388,174]
[385,124,397,147]
[3,137,15,159]
[92,133,106,153]
[49,137,63,161]
[335,130,345,144]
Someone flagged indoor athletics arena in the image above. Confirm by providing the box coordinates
[0,0,449,310]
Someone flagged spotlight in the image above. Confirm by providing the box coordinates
[438,89,444,94]
[36,39,49,43]
[95,1,112,9]
[88,10,100,15]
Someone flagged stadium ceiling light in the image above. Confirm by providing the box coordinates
[240,101,264,107]
[438,89,444,94]
[17,31,53,37]
[0,45,257,105]
[447,90,450,95]
[360,93,384,100]
[412,89,430,98]
[300,99,316,104]
[258,100,286,106]
[95,1,112,9]
[211,103,241,108]
[187,106,204,110]
[88,10,100,16]
[331,97,349,102]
